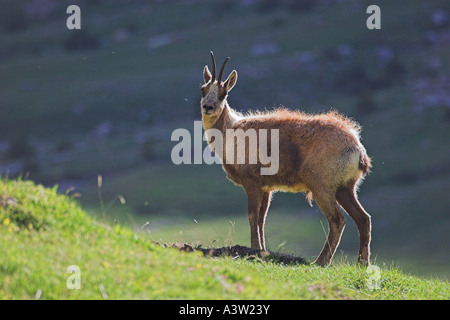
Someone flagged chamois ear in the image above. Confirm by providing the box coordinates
[203,65,212,83]
[225,70,238,92]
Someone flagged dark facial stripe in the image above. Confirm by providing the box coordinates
[219,92,227,101]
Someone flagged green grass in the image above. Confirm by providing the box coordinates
[1,0,450,297]
[78,161,450,279]
[1,178,449,299]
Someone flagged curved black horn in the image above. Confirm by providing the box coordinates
[210,51,216,82]
[218,57,230,83]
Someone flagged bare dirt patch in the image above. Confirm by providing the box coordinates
[170,243,308,265]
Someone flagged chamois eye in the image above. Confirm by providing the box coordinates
[201,88,207,97]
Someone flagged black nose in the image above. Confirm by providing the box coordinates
[203,104,213,112]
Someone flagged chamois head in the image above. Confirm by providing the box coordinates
[201,52,238,117]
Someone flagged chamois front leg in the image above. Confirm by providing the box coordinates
[244,185,264,250]
[258,192,272,251]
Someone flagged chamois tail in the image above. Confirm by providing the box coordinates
[359,150,372,176]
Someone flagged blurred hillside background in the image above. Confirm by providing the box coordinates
[0,0,449,278]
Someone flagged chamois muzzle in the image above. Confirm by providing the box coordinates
[203,104,213,114]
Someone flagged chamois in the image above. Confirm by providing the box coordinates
[200,52,372,266]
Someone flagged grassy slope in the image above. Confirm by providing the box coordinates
[0,0,449,285]
[1,178,449,300]
[79,162,450,279]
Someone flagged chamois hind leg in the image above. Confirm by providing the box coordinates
[258,192,272,251]
[244,185,264,250]
[312,192,346,266]
[336,186,371,265]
